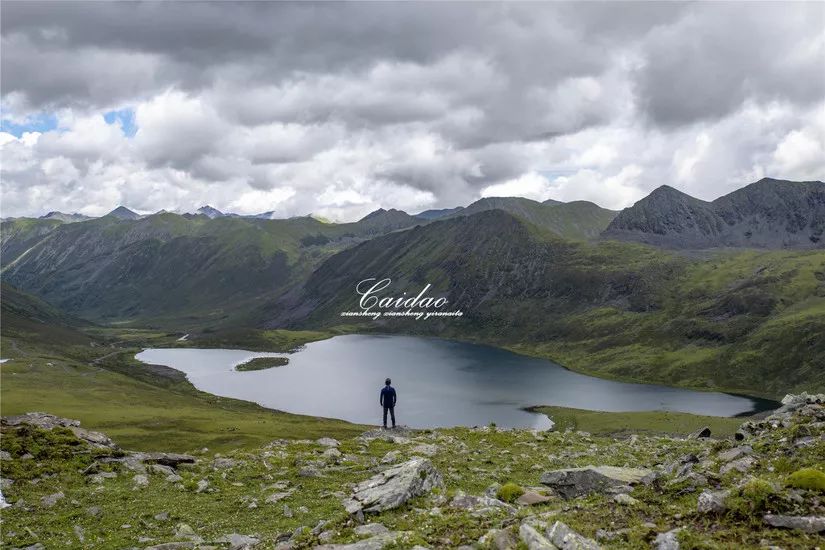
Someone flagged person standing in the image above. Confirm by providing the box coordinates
[380,378,397,429]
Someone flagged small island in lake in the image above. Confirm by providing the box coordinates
[235,356,289,371]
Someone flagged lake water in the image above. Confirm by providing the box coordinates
[135,334,775,430]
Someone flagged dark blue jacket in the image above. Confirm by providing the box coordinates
[380,385,397,408]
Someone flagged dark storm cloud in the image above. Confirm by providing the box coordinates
[1,1,823,219]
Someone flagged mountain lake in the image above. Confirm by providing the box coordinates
[136,334,777,430]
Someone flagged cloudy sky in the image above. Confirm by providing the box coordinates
[1,2,823,220]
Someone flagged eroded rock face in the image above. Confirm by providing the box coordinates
[540,465,653,499]
[342,457,443,514]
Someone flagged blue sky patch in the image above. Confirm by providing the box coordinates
[0,112,59,137]
[104,108,137,137]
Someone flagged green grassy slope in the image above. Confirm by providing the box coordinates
[0,211,422,327]
[447,196,617,240]
[0,285,364,451]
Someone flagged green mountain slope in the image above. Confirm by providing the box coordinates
[445,196,617,239]
[272,210,825,397]
[0,211,422,325]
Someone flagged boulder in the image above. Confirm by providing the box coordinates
[317,438,340,447]
[697,490,728,514]
[540,466,653,499]
[716,446,751,463]
[546,521,600,550]
[763,514,825,533]
[2,413,118,449]
[653,529,682,550]
[688,426,711,439]
[41,491,64,508]
[342,457,443,514]
[518,523,556,550]
[479,528,518,549]
[719,456,756,475]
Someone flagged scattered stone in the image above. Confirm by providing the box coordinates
[653,529,682,550]
[298,466,321,477]
[212,457,239,469]
[217,533,260,549]
[196,479,209,493]
[155,511,170,521]
[41,491,64,508]
[354,523,390,536]
[73,524,85,542]
[342,457,443,514]
[688,426,711,439]
[132,452,197,468]
[719,456,757,475]
[410,443,438,456]
[174,523,198,539]
[1,413,118,449]
[283,504,293,518]
[540,465,653,499]
[479,528,518,549]
[266,491,293,504]
[516,490,553,506]
[87,505,101,517]
[134,474,150,488]
[763,514,825,533]
[380,450,400,464]
[150,464,176,476]
[717,446,752,463]
[519,523,555,550]
[323,448,343,460]
[145,543,195,550]
[450,491,516,515]
[546,521,600,550]
[697,490,728,514]
[613,493,639,506]
[315,530,408,549]
[317,437,340,447]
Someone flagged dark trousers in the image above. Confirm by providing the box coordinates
[383,406,396,428]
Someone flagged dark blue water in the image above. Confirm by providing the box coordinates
[136,334,773,430]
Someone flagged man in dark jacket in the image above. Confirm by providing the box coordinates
[380,378,397,429]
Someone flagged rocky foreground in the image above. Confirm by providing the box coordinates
[1,394,824,549]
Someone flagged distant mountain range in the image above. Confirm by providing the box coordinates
[604,178,825,248]
[1,177,823,395]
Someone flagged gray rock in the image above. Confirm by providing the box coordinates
[299,466,321,477]
[317,437,340,447]
[479,528,518,549]
[342,457,443,514]
[354,523,390,536]
[174,523,197,539]
[134,474,150,488]
[653,529,682,550]
[717,446,751,463]
[540,465,653,499]
[212,458,240,469]
[314,530,408,549]
[266,491,293,503]
[41,491,64,508]
[87,505,101,516]
[612,493,638,506]
[719,456,756,475]
[763,514,825,533]
[517,491,553,506]
[546,521,600,550]
[145,543,195,550]
[149,464,176,476]
[697,490,728,514]
[518,523,556,550]
[133,452,197,468]
[154,511,170,521]
[219,533,260,550]
[688,426,711,439]
[410,443,438,456]
[380,451,400,464]
[196,479,209,493]
[449,492,516,515]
